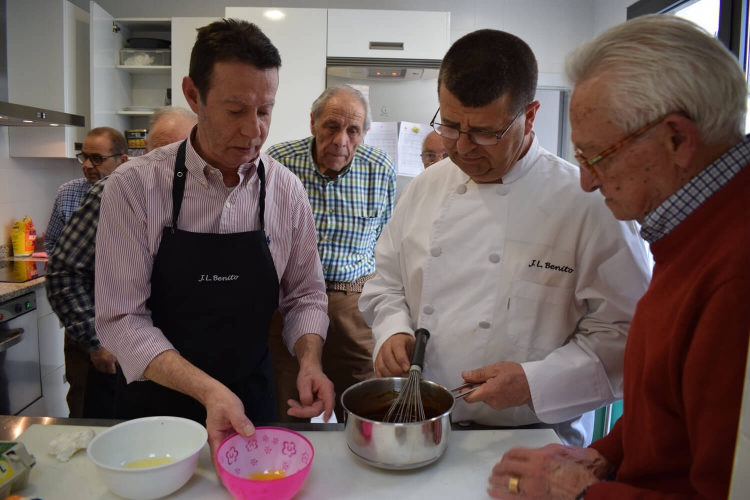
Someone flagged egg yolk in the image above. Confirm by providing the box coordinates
[122,457,175,468]
[247,469,286,480]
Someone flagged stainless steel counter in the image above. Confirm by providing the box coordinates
[0,414,531,442]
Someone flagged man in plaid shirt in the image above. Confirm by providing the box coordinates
[266,85,396,422]
[46,109,196,418]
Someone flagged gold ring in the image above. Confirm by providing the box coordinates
[509,475,521,494]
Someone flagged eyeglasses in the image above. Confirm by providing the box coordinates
[430,107,523,146]
[419,152,449,161]
[76,152,124,167]
[574,119,663,176]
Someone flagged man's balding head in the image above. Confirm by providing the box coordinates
[146,107,198,152]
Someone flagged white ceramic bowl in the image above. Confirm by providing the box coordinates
[87,416,208,500]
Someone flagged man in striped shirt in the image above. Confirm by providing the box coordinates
[266,85,396,421]
[94,19,334,464]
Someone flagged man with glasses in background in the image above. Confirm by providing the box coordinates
[420,130,448,168]
[360,29,651,447]
[44,127,128,256]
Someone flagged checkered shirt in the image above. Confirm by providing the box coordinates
[46,178,106,352]
[641,134,750,243]
[266,137,396,282]
[44,177,92,255]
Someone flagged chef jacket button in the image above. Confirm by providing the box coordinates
[225,202,231,208]
[430,246,442,257]
[496,185,509,196]
[423,304,434,315]
[489,253,500,263]
[479,321,491,329]
[209,170,215,175]
[456,184,467,195]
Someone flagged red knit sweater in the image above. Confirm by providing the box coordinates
[587,165,750,499]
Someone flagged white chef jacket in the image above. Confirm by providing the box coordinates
[360,136,651,446]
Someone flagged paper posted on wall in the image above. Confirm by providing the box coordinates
[364,121,432,177]
[364,122,399,168]
[397,122,432,176]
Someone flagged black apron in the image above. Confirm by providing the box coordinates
[116,140,279,424]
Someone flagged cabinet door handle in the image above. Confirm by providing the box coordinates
[369,41,404,50]
[0,328,25,352]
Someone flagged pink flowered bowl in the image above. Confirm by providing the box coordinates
[217,427,314,500]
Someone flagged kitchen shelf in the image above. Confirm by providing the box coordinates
[115,65,171,75]
[114,18,171,33]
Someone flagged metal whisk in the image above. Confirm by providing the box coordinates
[384,328,431,423]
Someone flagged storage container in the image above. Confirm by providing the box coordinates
[125,129,148,149]
[119,48,171,66]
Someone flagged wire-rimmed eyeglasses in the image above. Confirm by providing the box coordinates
[429,108,523,146]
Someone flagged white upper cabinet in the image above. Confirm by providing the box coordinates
[327,10,450,60]
[89,2,172,156]
[170,17,220,113]
[7,0,89,158]
[225,8,328,149]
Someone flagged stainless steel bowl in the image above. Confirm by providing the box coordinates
[341,377,455,470]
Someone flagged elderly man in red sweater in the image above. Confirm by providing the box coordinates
[487,14,750,500]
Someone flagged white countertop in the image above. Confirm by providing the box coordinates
[12,423,562,499]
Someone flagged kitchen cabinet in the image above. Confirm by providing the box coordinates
[6,0,89,158]
[89,1,171,154]
[327,10,450,61]
[225,8,328,149]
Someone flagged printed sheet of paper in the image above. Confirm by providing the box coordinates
[397,122,432,176]
[364,121,399,167]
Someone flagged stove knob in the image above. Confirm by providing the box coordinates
[14,304,22,313]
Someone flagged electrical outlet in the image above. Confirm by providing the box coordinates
[380,106,388,117]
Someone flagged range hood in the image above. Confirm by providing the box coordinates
[0,101,85,127]
[327,57,441,81]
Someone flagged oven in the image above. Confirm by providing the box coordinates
[0,292,42,414]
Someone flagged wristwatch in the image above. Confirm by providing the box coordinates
[575,486,590,500]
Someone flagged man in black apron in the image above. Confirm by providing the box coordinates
[94,19,334,465]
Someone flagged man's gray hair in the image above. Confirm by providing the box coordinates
[148,106,197,130]
[566,14,747,145]
[311,85,372,131]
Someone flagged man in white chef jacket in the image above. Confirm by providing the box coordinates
[359,29,651,446]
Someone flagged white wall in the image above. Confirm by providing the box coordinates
[0,128,82,245]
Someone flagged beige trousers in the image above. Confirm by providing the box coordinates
[268,289,376,422]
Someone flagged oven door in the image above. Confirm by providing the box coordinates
[0,292,41,414]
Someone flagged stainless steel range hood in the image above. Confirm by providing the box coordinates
[326,57,441,81]
[0,101,85,127]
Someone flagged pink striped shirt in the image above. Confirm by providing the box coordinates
[95,136,329,383]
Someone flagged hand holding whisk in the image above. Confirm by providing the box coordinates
[383,328,431,423]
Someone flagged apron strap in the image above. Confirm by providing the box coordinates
[258,159,266,233]
[171,140,268,234]
[171,140,189,232]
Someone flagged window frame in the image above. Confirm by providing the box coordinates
[627,0,748,71]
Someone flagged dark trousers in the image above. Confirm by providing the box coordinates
[64,336,118,419]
